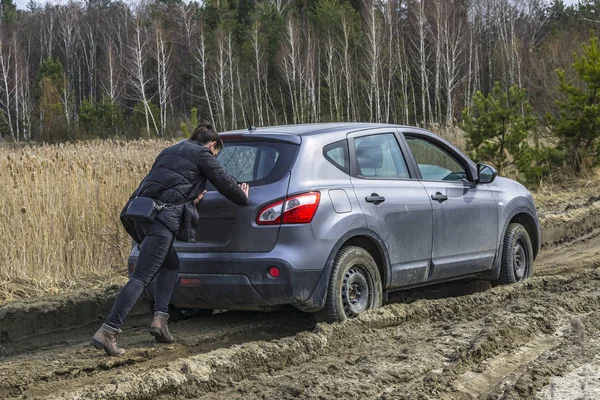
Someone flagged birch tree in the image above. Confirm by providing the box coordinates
[280,14,300,123]
[127,15,159,136]
[57,4,79,127]
[410,0,433,125]
[195,22,216,127]
[0,32,15,141]
[441,0,466,125]
[153,24,172,136]
[363,0,382,122]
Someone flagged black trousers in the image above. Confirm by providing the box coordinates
[106,220,179,329]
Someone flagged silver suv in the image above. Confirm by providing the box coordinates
[128,123,541,322]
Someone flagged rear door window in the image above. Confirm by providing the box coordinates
[213,141,298,187]
[352,134,410,179]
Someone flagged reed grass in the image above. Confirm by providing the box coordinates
[0,140,172,304]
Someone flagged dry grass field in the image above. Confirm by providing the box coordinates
[0,140,172,304]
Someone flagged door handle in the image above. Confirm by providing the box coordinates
[366,194,386,204]
[431,192,448,202]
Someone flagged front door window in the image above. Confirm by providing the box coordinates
[405,137,467,181]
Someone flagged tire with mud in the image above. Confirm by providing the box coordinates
[494,223,534,285]
[318,246,383,323]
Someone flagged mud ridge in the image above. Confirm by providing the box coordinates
[0,286,150,357]
[540,201,600,247]
[40,269,600,400]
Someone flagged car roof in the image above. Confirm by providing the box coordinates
[223,123,436,142]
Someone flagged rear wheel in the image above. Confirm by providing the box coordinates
[494,223,533,285]
[318,246,383,323]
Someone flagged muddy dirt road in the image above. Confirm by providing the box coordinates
[2,200,600,399]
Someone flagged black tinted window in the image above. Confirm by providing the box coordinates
[323,140,350,174]
[353,134,410,179]
[213,141,298,187]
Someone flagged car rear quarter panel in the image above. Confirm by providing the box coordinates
[288,134,368,243]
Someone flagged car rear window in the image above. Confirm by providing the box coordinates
[211,141,298,187]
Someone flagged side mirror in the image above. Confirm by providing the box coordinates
[476,164,497,184]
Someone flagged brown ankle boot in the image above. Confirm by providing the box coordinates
[90,324,126,356]
[149,311,174,343]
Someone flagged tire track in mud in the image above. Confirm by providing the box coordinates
[8,269,598,400]
[2,203,600,399]
[0,308,315,399]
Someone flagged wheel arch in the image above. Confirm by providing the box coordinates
[297,228,391,312]
[509,212,540,260]
[343,236,388,286]
[485,206,540,281]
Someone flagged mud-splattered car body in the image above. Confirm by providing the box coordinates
[127,123,541,319]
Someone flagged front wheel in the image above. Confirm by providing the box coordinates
[494,223,534,285]
[318,246,383,323]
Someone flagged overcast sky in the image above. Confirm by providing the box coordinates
[12,0,583,11]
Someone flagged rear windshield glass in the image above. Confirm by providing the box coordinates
[208,140,298,188]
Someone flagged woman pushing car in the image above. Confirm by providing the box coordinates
[91,121,249,356]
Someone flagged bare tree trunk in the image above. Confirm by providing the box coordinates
[281,15,299,123]
[324,35,335,122]
[306,27,317,122]
[154,24,172,137]
[434,0,443,123]
[128,17,159,136]
[178,3,198,110]
[383,0,397,124]
[78,19,97,100]
[214,29,227,130]
[340,12,354,121]
[16,26,32,141]
[441,5,465,126]
[101,41,123,102]
[363,0,382,123]
[13,34,19,141]
[466,25,474,109]
[41,7,55,60]
[250,21,265,126]
[58,5,79,129]
[0,34,15,141]
[412,0,432,125]
[396,27,411,125]
[196,24,215,126]
[227,31,236,129]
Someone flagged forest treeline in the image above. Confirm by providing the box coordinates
[0,0,599,176]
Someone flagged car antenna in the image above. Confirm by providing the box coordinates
[243,109,256,133]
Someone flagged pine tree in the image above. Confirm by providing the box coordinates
[461,82,543,184]
[180,107,198,138]
[548,32,600,172]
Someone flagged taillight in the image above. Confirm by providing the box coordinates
[257,192,321,225]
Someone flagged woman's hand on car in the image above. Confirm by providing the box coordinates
[239,183,249,199]
[193,190,208,205]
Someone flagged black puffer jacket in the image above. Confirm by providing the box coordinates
[121,140,248,243]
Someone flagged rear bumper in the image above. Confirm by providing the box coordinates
[127,252,323,310]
